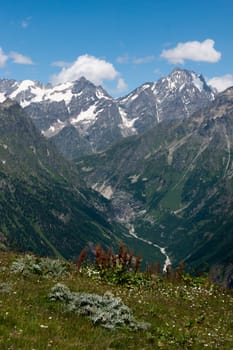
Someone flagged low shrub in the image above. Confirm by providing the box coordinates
[0,282,12,294]
[11,255,69,277]
[49,283,150,330]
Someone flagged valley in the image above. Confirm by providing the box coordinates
[128,223,171,272]
[0,68,232,287]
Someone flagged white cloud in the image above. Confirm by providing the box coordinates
[51,60,71,68]
[21,20,28,28]
[133,55,155,64]
[51,54,119,85]
[161,39,221,64]
[21,17,32,29]
[116,54,130,64]
[117,78,128,92]
[208,74,233,92]
[10,51,33,65]
[0,48,8,67]
[0,47,33,67]
[117,54,155,65]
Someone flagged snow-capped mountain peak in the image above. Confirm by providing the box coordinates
[0,68,216,159]
[0,76,112,108]
[117,68,215,132]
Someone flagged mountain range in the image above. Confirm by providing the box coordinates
[0,68,232,287]
[0,68,215,159]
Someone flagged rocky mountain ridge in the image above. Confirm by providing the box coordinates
[0,68,215,159]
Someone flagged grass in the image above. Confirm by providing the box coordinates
[0,252,233,349]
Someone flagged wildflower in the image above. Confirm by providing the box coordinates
[40,324,48,328]
[77,247,88,271]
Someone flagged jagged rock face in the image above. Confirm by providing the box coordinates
[152,68,214,119]
[51,125,93,160]
[118,68,215,132]
[0,69,215,159]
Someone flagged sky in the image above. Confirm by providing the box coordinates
[0,0,233,96]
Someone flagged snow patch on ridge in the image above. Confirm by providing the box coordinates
[46,82,73,104]
[20,85,47,107]
[71,104,98,125]
[120,92,138,104]
[8,80,75,107]
[0,93,6,103]
[141,84,151,91]
[118,107,138,136]
[191,73,204,92]
[167,77,177,90]
[151,84,157,94]
[42,119,67,137]
[10,80,35,98]
[96,88,110,100]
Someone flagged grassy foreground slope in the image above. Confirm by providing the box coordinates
[0,252,232,350]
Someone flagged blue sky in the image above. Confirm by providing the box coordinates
[0,0,232,96]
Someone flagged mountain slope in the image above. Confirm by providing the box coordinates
[76,88,233,282]
[0,100,126,259]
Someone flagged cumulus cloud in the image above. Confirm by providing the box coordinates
[117,78,128,92]
[9,51,33,65]
[208,74,233,92]
[161,39,221,64]
[51,54,119,85]
[0,48,8,67]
